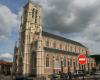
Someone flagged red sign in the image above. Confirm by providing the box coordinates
[78,54,86,65]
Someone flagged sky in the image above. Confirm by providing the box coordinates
[0,0,100,61]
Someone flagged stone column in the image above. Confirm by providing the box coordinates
[36,33,45,78]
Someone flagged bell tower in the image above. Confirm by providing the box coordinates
[19,0,44,77]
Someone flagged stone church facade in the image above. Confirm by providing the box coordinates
[12,0,96,79]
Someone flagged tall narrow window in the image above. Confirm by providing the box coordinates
[32,9,34,18]
[75,46,76,53]
[46,40,49,47]
[35,10,38,23]
[70,46,72,52]
[60,44,62,49]
[76,59,78,66]
[70,58,72,67]
[64,57,66,67]
[24,9,27,22]
[46,55,49,67]
[53,41,56,48]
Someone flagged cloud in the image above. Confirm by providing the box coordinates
[41,0,100,34]
[0,4,19,43]
[31,0,100,54]
[0,53,13,61]
[73,0,97,8]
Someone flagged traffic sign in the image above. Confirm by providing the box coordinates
[78,54,86,65]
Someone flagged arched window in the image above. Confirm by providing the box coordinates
[46,55,49,67]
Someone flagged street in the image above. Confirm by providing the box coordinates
[0,71,100,80]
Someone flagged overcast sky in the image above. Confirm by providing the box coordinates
[0,0,100,61]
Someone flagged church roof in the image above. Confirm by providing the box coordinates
[42,31,87,48]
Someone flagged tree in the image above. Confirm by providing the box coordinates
[90,54,100,65]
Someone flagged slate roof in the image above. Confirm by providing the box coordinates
[42,31,87,48]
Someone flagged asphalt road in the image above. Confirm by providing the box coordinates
[0,73,100,80]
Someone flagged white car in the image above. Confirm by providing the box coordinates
[94,71,100,75]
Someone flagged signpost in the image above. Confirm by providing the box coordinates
[78,54,87,80]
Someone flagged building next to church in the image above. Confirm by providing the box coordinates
[12,0,96,79]
[0,60,12,75]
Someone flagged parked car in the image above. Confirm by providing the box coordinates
[72,70,85,77]
[15,76,25,80]
[94,71,100,75]
[60,73,68,79]
[90,68,97,75]
[48,73,60,80]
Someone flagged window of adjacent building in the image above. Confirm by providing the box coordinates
[46,55,49,67]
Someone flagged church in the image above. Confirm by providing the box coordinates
[12,0,96,79]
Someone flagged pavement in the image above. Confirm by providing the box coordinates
[0,74,11,80]
[0,71,100,80]
[72,74,100,80]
